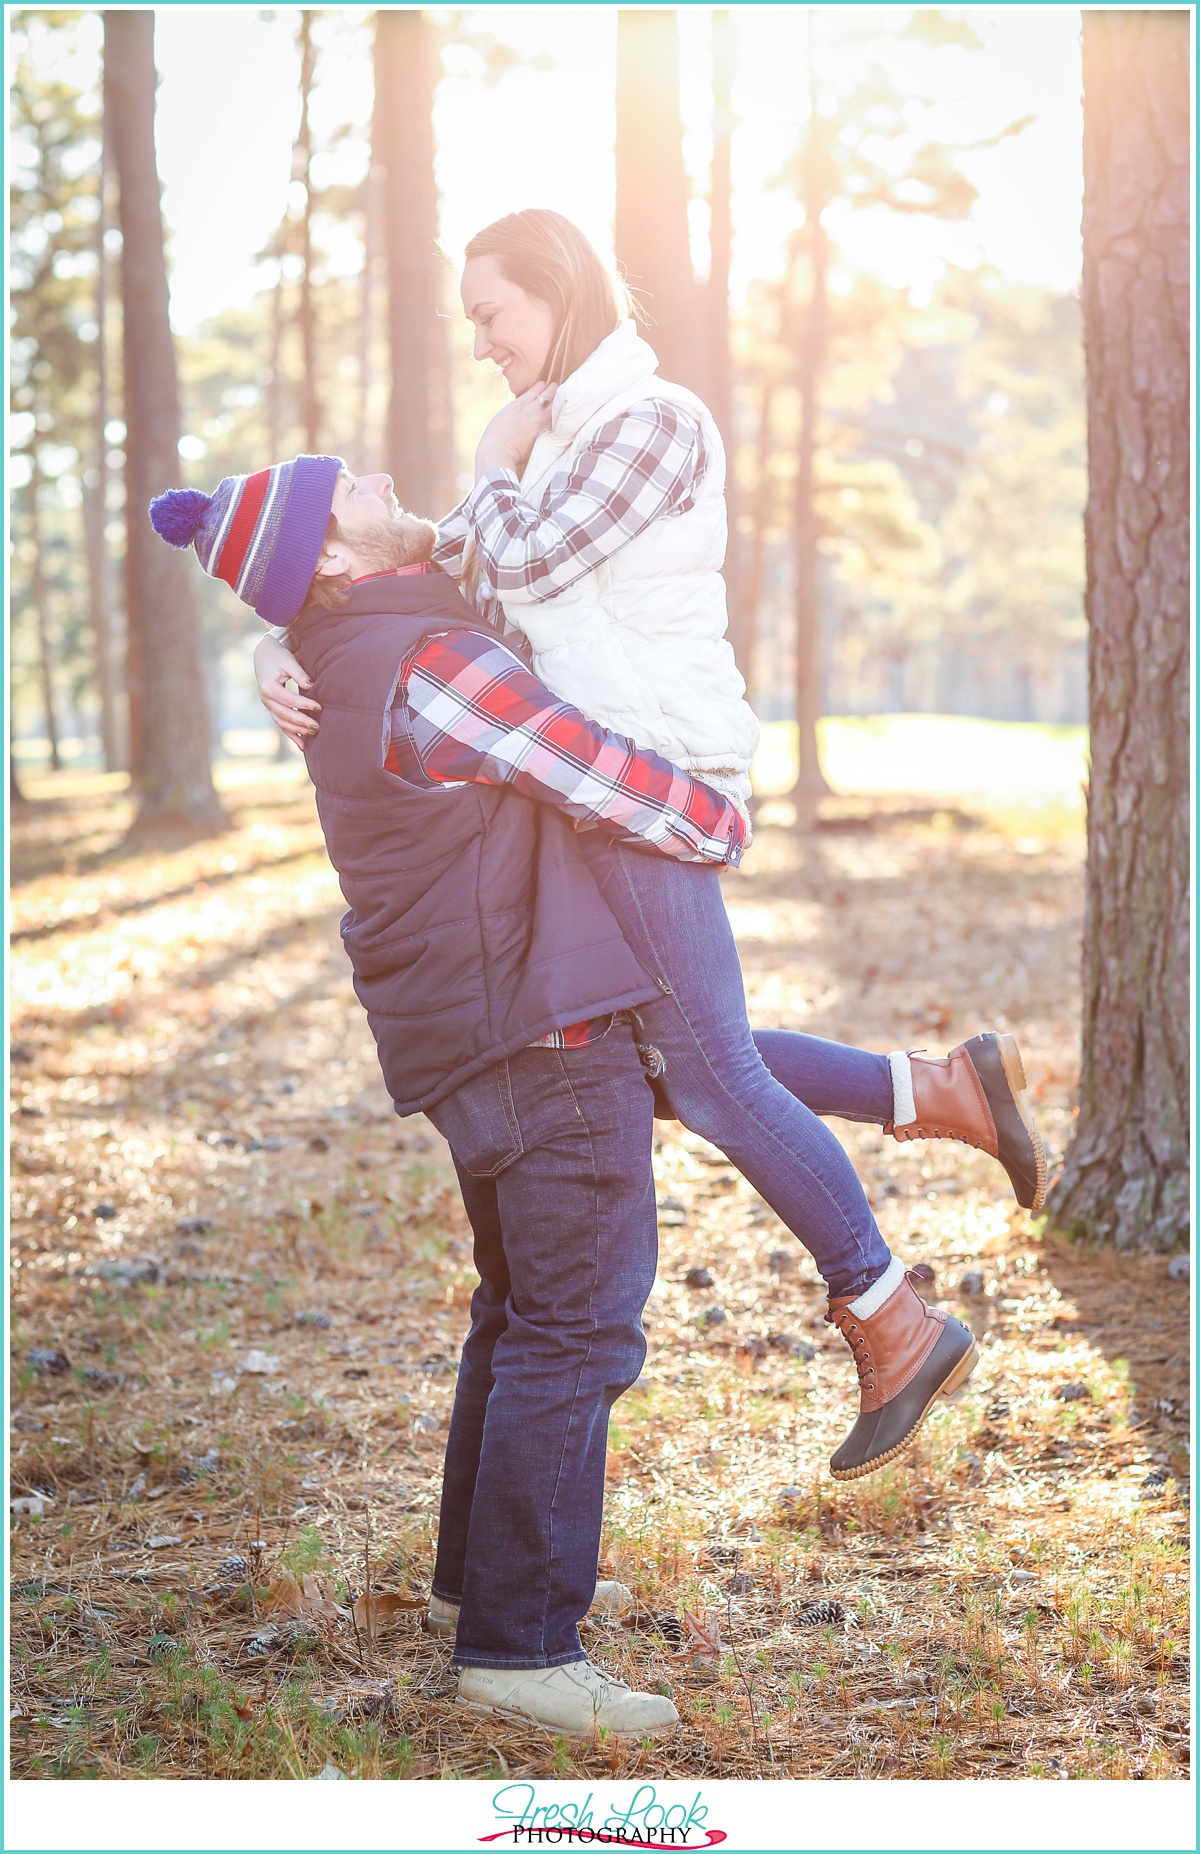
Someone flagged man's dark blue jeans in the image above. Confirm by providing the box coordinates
[425,1021,657,1670]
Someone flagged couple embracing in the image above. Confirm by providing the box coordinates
[151,209,1045,1739]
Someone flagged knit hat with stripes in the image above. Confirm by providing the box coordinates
[149,453,345,625]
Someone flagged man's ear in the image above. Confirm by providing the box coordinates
[313,540,353,580]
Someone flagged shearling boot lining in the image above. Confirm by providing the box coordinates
[888,1049,916,1127]
[847,1252,906,1320]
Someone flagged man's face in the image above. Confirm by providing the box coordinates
[316,470,438,581]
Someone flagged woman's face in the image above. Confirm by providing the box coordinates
[461,255,556,397]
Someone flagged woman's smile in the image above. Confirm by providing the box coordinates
[461,252,556,398]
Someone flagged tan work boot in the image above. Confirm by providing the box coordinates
[886,1031,1047,1212]
[425,1580,635,1641]
[826,1262,978,1480]
[457,1658,679,1737]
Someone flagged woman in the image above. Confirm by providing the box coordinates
[256,210,1043,1477]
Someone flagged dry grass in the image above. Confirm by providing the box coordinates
[9,761,1190,1781]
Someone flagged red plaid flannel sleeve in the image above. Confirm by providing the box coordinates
[386,629,745,867]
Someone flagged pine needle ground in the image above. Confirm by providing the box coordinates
[9,755,1189,1781]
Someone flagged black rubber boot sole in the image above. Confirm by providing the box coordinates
[963,1032,1048,1213]
[830,1317,979,1481]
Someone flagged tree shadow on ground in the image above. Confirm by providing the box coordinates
[1035,1233,1190,1474]
[10,777,316,886]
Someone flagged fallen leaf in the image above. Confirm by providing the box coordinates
[241,1350,279,1376]
[678,1609,727,1663]
[351,1590,425,1631]
[262,1572,342,1623]
[145,1535,182,1550]
[261,1574,302,1614]
[300,1574,342,1621]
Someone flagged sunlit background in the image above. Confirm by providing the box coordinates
[10,5,1087,789]
[147,6,1084,327]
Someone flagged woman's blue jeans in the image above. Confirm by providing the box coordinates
[426,1023,658,1670]
[581,836,895,1302]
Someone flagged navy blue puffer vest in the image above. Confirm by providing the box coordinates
[290,575,660,1115]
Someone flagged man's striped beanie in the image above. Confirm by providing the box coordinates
[149,453,344,625]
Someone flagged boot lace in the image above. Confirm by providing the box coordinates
[825,1304,876,1392]
[895,1121,986,1151]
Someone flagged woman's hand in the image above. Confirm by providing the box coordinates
[474,381,557,481]
[254,631,320,748]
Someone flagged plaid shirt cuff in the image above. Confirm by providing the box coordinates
[388,629,745,868]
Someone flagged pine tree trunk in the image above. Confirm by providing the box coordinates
[615,10,702,391]
[297,12,321,455]
[739,372,778,713]
[375,10,454,517]
[267,259,285,459]
[27,457,61,774]
[82,479,118,771]
[103,9,223,830]
[87,117,121,772]
[791,39,831,808]
[791,234,829,805]
[358,165,376,451]
[1047,10,1190,1251]
[708,9,749,684]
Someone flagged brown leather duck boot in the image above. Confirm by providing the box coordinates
[886,1031,1047,1212]
[826,1260,978,1480]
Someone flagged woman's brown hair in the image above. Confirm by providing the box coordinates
[464,209,638,385]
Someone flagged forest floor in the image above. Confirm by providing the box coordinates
[8,735,1190,1782]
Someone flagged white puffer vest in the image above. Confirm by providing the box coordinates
[497,320,759,806]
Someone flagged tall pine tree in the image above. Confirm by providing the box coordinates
[104,9,222,829]
[615,10,702,391]
[1048,11,1189,1251]
[374,10,454,516]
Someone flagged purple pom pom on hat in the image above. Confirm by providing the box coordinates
[147,453,344,625]
[149,487,213,547]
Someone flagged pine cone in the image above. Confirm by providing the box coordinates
[792,1598,846,1628]
[631,1610,684,1646]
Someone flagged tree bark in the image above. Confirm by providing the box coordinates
[1047,10,1190,1250]
[82,476,118,766]
[27,456,61,774]
[358,162,377,451]
[739,373,778,708]
[791,25,831,807]
[741,243,801,718]
[615,10,702,391]
[706,12,735,436]
[86,114,121,772]
[708,9,749,684]
[267,254,286,460]
[296,12,321,455]
[374,10,454,517]
[103,9,223,829]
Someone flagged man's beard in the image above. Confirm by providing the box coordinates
[355,507,439,573]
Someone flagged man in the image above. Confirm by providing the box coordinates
[151,454,748,1737]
